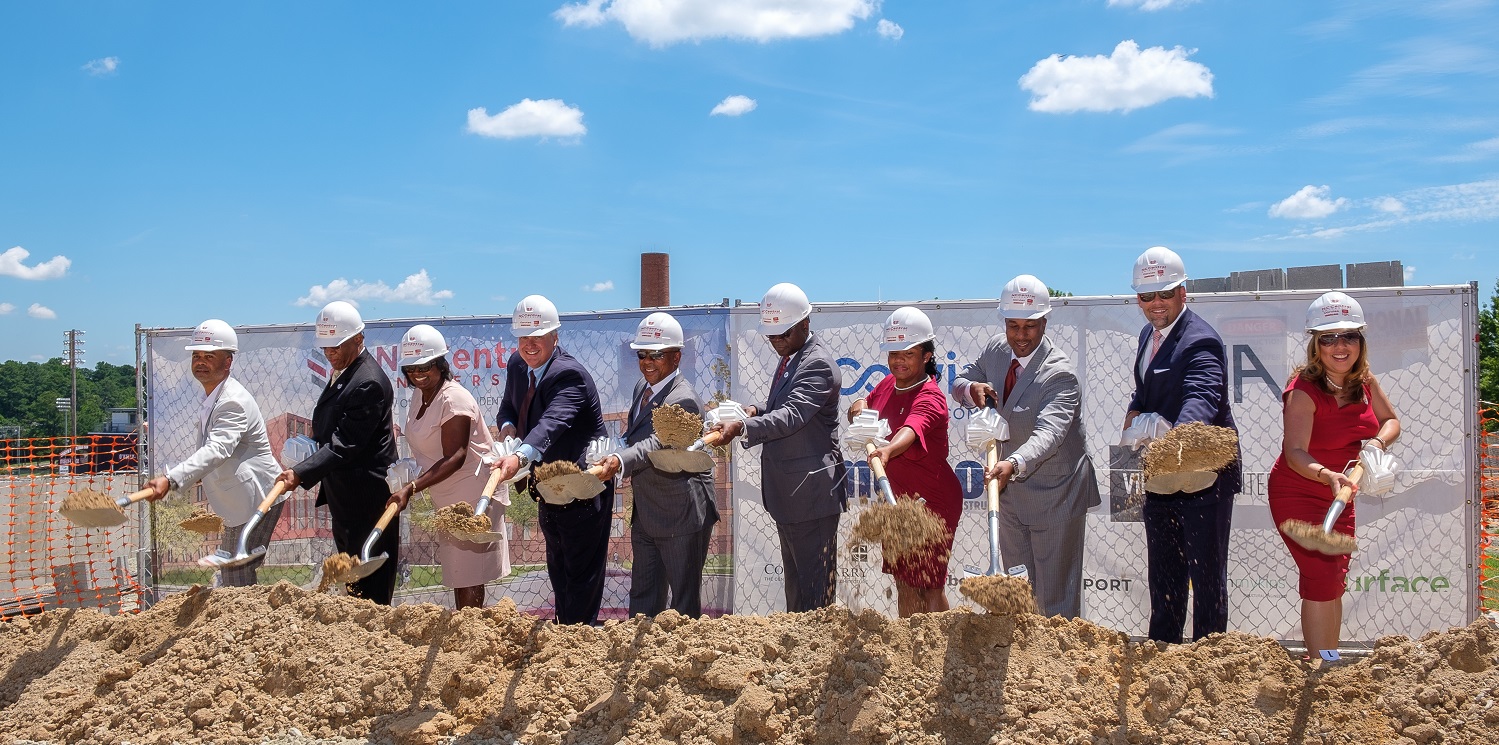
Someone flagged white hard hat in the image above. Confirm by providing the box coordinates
[880,306,936,353]
[185,319,238,352]
[399,324,448,366]
[999,275,1053,320]
[1131,246,1188,293]
[1305,291,1366,332]
[512,295,561,337]
[630,312,684,351]
[315,301,364,347]
[759,283,812,335]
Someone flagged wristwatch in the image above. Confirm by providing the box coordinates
[514,452,531,471]
[1005,455,1025,479]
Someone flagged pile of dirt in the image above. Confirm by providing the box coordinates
[432,503,491,535]
[1,584,1495,745]
[178,507,225,535]
[958,575,1037,616]
[652,404,705,450]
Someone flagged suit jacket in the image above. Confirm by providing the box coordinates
[165,376,281,527]
[615,374,719,538]
[1129,307,1242,504]
[743,332,847,523]
[295,349,398,517]
[496,348,608,468]
[956,336,1100,524]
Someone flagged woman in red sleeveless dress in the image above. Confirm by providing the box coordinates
[1268,292,1400,658]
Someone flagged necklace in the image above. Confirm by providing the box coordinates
[893,375,929,393]
[1325,375,1344,392]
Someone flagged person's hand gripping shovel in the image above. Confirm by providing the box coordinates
[648,401,745,473]
[59,486,155,529]
[534,437,614,505]
[199,434,317,569]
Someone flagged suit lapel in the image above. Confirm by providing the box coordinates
[771,337,811,404]
[1004,338,1049,411]
[626,379,649,437]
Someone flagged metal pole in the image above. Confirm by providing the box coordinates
[69,330,78,441]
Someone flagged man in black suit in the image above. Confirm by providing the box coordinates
[1125,246,1241,643]
[276,300,399,604]
[491,295,613,625]
[596,312,719,618]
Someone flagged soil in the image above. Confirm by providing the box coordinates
[1279,517,1358,556]
[652,404,705,450]
[1142,422,1238,479]
[179,508,225,535]
[432,503,491,535]
[1,584,1496,745]
[58,488,117,513]
[317,554,359,591]
[849,498,951,566]
[958,575,1038,616]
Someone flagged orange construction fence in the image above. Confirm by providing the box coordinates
[1480,409,1499,616]
[0,435,146,619]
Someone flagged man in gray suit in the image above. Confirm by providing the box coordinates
[952,275,1100,618]
[145,319,284,587]
[597,312,720,618]
[716,283,847,612]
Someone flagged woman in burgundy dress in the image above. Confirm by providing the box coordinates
[1269,292,1400,658]
[848,307,964,617]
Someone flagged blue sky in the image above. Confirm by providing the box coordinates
[3,0,1497,365]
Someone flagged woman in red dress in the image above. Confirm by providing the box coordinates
[1269,291,1400,658]
[848,307,964,617]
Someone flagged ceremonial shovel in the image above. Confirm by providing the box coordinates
[200,435,317,569]
[843,410,895,505]
[444,468,508,544]
[960,408,1011,580]
[59,487,155,529]
[1279,462,1365,556]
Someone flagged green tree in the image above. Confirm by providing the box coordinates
[1480,278,1499,414]
[0,359,138,438]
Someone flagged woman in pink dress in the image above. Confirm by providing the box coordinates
[848,307,964,617]
[390,325,507,609]
[1269,292,1400,658]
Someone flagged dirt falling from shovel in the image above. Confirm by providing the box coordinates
[178,508,224,534]
[1278,519,1358,555]
[532,460,581,482]
[959,574,1038,616]
[1142,421,1238,480]
[433,502,491,534]
[849,497,949,563]
[651,403,703,450]
[316,553,359,592]
[58,488,116,513]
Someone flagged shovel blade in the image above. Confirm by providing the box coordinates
[197,549,235,567]
[214,546,266,570]
[537,473,606,505]
[60,507,128,529]
[349,553,387,580]
[448,529,505,544]
[961,565,985,579]
[647,449,715,474]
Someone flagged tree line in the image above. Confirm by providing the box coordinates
[0,359,137,438]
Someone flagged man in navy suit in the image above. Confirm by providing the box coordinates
[1124,247,1241,643]
[491,295,613,625]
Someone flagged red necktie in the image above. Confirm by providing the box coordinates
[517,370,537,434]
[637,385,654,421]
[774,356,789,385]
[1149,330,1164,362]
[1003,358,1020,404]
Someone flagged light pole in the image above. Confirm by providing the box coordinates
[61,330,85,440]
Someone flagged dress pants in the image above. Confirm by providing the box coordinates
[1143,493,1234,643]
[328,498,400,605]
[776,513,840,613]
[628,520,714,618]
[217,500,286,587]
[539,493,614,625]
[996,506,1087,619]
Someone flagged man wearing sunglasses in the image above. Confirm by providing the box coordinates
[713,282,847,612]
[1124,246,1241,644]
[595,312,719,618]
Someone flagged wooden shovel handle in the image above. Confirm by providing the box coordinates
[481,467,505,498]
[374,501,402,532]
[984,442,1001,512]
[587,465,609,480]
[864,442,889,481]
[699,430,724,448]
[124,488,155,505]
[255,482,288,514]
[1334,463,1366,505]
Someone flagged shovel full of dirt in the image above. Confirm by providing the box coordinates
[1142,422,1239,495]
[320,500,403,588]
[960,565,1037,616]
[437,467,507,544]
[59,487,154,528]
[199,434,316,569]
[178,508,224,534]
[646,404,717,473]
[842,410,947,563]
[531,438,614,505]
[960,408,1010,580]
[1279,462,1364,556]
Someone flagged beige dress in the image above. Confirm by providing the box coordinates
[405,380,509,587]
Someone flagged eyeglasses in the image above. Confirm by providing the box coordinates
[765,328,796,342]
[403,362,437,373]
[1136,290,1176,303]
[1317,331,1363,347]
[636,350,669,360]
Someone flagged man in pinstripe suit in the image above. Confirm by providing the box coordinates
[596,312,720,618]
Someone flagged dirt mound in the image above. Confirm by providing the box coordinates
[1,584,1495,744]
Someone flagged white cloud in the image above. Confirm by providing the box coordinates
[28,303,56,319]
[83,56,119,76]
[1434,135,1499,163]
[876,19,903,41]
[1269,185,1348,219]
[583,280,615,292]
[0,247,71,280]
[1375,196,1406,213]
[710,95,758,116]
[467,99,587,140]
[1271,179,1499,240]
[1404,265,1417,283]
[0,302,13,314]
[554,0,877,46]
[1107,0,1198,10]
[1019,40,1214,114]
[295,270,455,307]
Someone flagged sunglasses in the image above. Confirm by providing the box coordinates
[402,362,437,373]
[636,350,669,360]
[1317,331,1363,347]
[765,328,796,342]
[1136,290,1176,303]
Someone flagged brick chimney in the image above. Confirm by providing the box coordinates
[641,252,669,307]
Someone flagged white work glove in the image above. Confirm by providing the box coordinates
[703,400,749,430]
[281,434,318,468]
[842,410,892,451]
[1120,413,1171,450]
[384,458,421,493]
[585,436,612,466]
[965,408,1010,450]
[1357,440,1398,496]
[476,436,530,479]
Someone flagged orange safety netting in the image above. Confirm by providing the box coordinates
[1,435,146,619]
[1480,408,1499,615]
